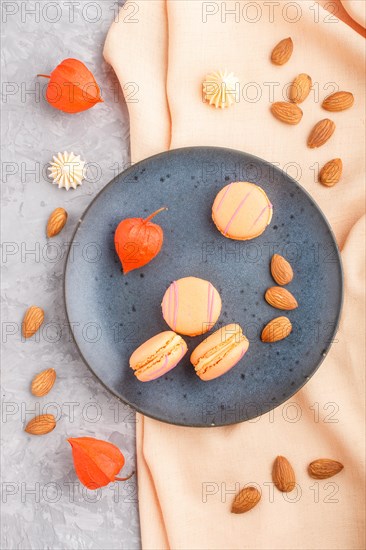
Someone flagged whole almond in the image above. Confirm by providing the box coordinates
[265,287,298,310]
[272,456,296,492]
[31,368,56,397]
[271,102,303,125]
[25,414,56,435]
[289,73,312,104]
[271,254,294,285]
[307,119,335,148]
[261,316,292,343]
[271,37,293,65]
[322,91,354,112]
[47,207,68,238]
[308,458,344,479]
[231,486,261,514]
[22,306,44,338]
[319,158,343,187]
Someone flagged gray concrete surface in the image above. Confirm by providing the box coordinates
[1,1,141,548]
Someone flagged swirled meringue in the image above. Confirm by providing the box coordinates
[203,70,239,109]
[48,151,85,190]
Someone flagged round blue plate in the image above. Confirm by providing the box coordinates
[64,147,343,427]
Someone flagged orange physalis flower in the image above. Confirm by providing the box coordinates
[68,437,134,489]
[38,58,103,113]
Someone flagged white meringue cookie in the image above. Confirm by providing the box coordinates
[48,151,85,190]
[203,70,239,109]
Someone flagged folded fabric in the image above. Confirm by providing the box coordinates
[341,0,366,29]
[104,2,365,548]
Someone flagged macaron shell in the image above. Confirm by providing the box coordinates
[161,276,222,336]
[130,331,176,368]
[190,323,249,381]
[198,338,249,381]
[136,341,187,382]
[190,323,241,362]
[130,331,188,382]
[212,181,273,240]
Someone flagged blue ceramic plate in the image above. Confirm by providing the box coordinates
[64,147,343,427]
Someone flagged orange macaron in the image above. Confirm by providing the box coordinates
[130,331,188,382]
[190,323,249,381]
[161,276,222,336]
[212,181,273,240]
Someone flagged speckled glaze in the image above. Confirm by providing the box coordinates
[65,147,343,427]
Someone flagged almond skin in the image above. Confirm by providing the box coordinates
[289,73,312,104]
[307,119,335,148]
[319,158,343,187]
[271,37,293,65]
[261,316,292,343]
[25,414,56,435]
[271,102,303,125]
[31,368,56,397]
[265,287,298,310]
[322,91,354,112]
[231,486,261,514]
[272,456,296,492]
[271,254,294,285]
[47,207,68,238]
[308,458,344,479]
[22,306,44,338]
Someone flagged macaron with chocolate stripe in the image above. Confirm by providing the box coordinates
[212,181,273,240]
[161,276,221,336]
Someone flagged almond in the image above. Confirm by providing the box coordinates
[47,207,68,238]
[231,486,261,514]
[322,91,354,112]
[25,414,56,435]
[289,73,312,104]
[307,119,335,148]
[271,37,293,65]
[271,254,294,285]
[22,306,44,338]
[31,368,56,397]
[271,102,303,125]
[319,158,343,187]
[272,456,296,492]
[308,458,344,479]
[261,316,292,343]
[265,287,298,310]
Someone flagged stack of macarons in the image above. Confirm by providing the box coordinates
[130,276,249,382]
[129,181,273,383]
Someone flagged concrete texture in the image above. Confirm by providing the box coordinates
[1,1,140,548]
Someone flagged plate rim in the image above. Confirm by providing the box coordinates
[63,146,344,427]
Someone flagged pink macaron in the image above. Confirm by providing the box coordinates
[130,331,188,382]
[190,323,249,381]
